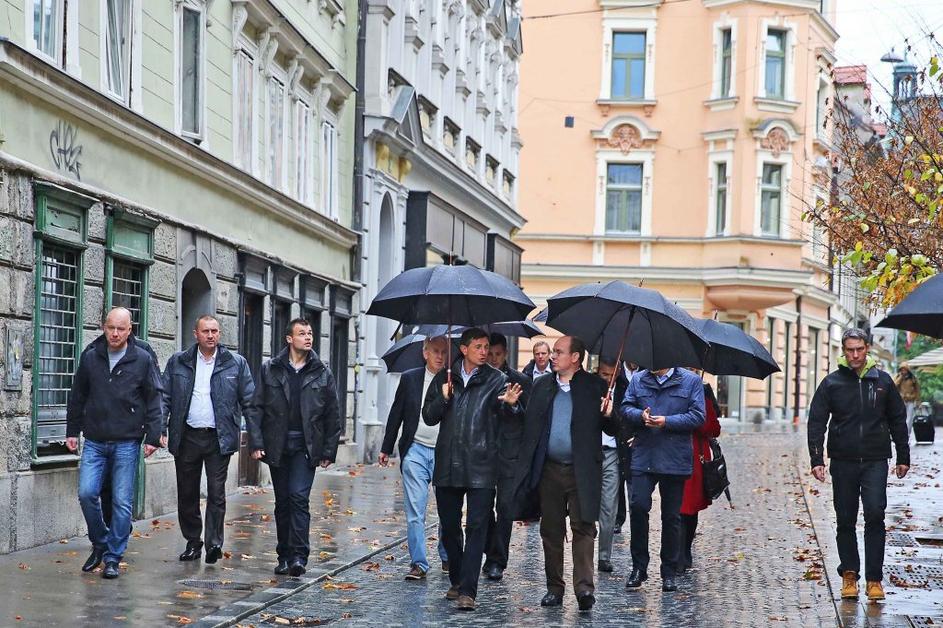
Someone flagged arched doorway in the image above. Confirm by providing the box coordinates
[180,268,213,346]
[375,195,397,428]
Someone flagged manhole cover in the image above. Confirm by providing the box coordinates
[909,617,943,628]
[178,579,254,591]
[888,532,920,547]
[885,565,943,590]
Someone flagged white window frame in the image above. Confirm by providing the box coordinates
[757,19,797,102]
[293,95,314,205]
[707,152,733,237]
[755,157,791,239]
[710,17,737,101]
[320,112,339,220]
[264,72,288,191]
[174,0,207,141]
[815,74,830,141]
[232,41,258,173]
[594,148,654,237]
[100,0,141,107]
[26,0,65,64]
[600,14,657,102]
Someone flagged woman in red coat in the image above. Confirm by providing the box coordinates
[678,381,722,572]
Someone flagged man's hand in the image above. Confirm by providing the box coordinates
[144,444,158,458]
[811,465,826,482]
[644,415,666,428]
[319,459,331,469]
[378,452,390,467]
[160,434,168,448]
[895,464,909,479]
[66,437,79,453]
[441,382,452,401]
[641,407,652,423]
[498,383,523,405]
[251,449,265,460]
[600,395,613,417]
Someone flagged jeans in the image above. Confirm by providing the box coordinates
[436,486,495,599]
[629,471,686,578]
[401,444,447,573]
[597,447,621,562]
[175,426,231,548]
[830,459,888,582]
[270,432,316,564]
[77,439,141,565]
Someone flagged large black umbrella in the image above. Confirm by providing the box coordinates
[545,281,709,388]
[877,274,943,338]
[380,332,460,373]
[695,319,780,380]
[415,320,543,339]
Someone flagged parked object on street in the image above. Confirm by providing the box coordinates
[808,327,910,601]
[913,403,935,444]
[876,273,943,338]
[163,315,256,565]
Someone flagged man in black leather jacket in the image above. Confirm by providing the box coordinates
[423,328,523,611]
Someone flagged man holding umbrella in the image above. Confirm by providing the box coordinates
[423,328,524,611]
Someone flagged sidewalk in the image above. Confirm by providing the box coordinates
[0,462,418,627]
[800,428,943,627]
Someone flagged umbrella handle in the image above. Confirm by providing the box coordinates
[446,321,453,395]
[608,306,637,394]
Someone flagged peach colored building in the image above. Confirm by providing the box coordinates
[515,0,850,422]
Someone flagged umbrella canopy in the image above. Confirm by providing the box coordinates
[876,274,943,338]
[380,333,460,373]
[545,281,709,371]
[366,264,536,327]
[414,320,543,339]
[695,319,780,379]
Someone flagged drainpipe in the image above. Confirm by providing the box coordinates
[351,0,367,443]
[793,295,803,425]
[826,163,839,372]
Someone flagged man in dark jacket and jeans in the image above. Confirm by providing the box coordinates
[66,307,163,579]
[621,365,704,593]
[809,327,909,602]
[163,315,255,564]
[423,328,523,611]
[247,318,342,577]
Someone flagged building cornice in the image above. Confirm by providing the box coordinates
[522,263,814,290]
[0,40,358,250]
[516,233,806,247]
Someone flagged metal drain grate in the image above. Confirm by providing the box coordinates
[178,579,255,591]
[885,565,943,590]
[888,532,920,547]
[909,617,943,628]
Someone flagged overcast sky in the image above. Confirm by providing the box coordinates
[835,0,943,113]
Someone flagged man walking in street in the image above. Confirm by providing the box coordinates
[621,365,704,592]
[522,340,553,380]
[66,307,163,579]
[614,361,639,533]
[809,327,909,601]
[247,318,342,577]
[423,328,523,611]
[511,336,616,612]
[483,332,531,582]
[163,315,256,564]
[595,359,627,573]
[379,335,450,580]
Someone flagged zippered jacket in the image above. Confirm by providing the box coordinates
[808,358,909,468]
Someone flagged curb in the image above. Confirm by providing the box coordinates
[193,522,435,628]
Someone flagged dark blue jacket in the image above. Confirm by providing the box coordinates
[380,366,431,459]
[620,368,705,476]
[162,344,256,457]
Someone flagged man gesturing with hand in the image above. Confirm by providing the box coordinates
[808,328,910,602]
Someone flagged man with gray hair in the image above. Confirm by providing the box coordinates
[809,327,909,602]
[379,335,450,579]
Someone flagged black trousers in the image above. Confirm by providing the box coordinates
[629,471,686,578]
[175,426,231,548]
[830,459,888,582]
[679,513,698,569]
[484,478,515,570]
[270,432,317,564]
[436,486,495,600]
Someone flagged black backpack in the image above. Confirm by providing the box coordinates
[701,438,732,506]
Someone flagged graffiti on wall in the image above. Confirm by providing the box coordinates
[49,121,83,180]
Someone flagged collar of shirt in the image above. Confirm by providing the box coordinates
[555,374,571,393]
[425,367,437,380]
[460,364,478,386]
[198,349,217,365]
[534,363,552,377]
[655,368,675,385]
[624,364,638,381]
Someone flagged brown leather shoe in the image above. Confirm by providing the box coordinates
[841,571,859,599]
[445,586,460,600]
[456,595,476,611]
[404,565,426,580]
[866,580,885,600]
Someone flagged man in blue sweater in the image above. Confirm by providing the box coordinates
[620,366,704,592]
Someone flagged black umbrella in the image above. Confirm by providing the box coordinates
[415,320,543,339]
[694,319,780,379]
[380,332,460,373]
[877,274,943,338]
[544,281,709,396]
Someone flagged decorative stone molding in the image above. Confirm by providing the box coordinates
[231,0,249,53]
[591,115,661,153]
[258,27,279,78]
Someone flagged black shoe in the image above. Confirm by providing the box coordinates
[82,547,105,573]
[205,545,223,564]
[102,562,120,579]
[625,569,647,589]
[662,575,678,592]
[598,559,614,573]
[485,565,504,581]
[613,525,622,535]
[577,591,596,611]
[179,542,203,562]
[441,561,449,573]
[288,558,306,577]
[540,592,563,607]
[274,559,290,575]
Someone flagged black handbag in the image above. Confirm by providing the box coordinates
[701,438,732,506]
